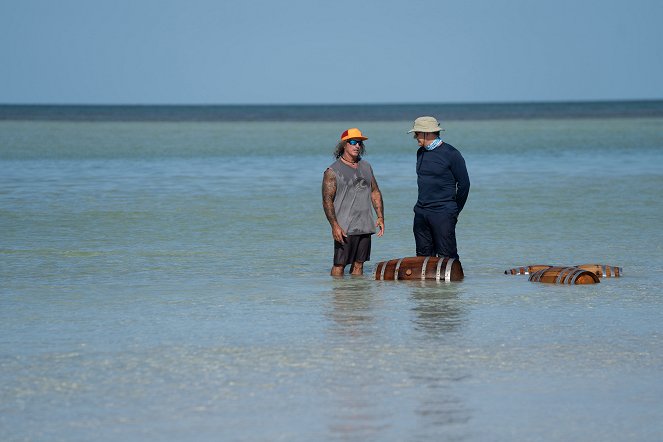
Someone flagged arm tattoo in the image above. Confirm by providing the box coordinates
[370,176,384,219]
[322,168,338,225]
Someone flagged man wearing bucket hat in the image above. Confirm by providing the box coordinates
[408,116,470,259]
[322,128,384,276]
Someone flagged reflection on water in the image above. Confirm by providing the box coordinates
[326,278,380,339]
[323,278,472,439]
[405,282,473,437]
[409,281,466,338]
[324,278,386,439]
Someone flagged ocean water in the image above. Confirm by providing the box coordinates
[1,104,663,441]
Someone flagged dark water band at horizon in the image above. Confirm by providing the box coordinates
[2,100,663,122]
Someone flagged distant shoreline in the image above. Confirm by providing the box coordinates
[2,99,663,122]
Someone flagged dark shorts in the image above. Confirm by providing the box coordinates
[333,234,372,266]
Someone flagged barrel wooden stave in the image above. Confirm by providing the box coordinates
[576,264,622,278]
[528,266,600,284]
[374,256,464,281]
[504,265,552,275]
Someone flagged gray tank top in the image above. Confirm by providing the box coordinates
[328,159,376,235]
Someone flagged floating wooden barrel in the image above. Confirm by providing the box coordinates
[374,256,464,281]
[576,264,622,278]
[529,266,600,285]
[504,265,552,275]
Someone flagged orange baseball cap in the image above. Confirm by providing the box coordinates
[340,128,368,141]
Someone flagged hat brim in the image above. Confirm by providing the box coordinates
[407,128,444,133]
[341,135,368,141]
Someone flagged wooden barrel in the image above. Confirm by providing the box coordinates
[529,266,600,285]
[374,256,464,281]
[504,265,552,275]
[576,264,622,278]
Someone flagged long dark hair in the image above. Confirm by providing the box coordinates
[333,140,365,159]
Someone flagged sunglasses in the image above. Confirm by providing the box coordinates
[347,140,364,146]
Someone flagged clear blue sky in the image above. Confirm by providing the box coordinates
[1,0,662,105]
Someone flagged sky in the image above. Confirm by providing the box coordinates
[1,0,662,105]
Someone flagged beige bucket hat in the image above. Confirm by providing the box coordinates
[407,116,445,133]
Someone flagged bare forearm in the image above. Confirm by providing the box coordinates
[370,176,384,220]
[371,190,383,220]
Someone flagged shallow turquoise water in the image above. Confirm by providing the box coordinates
[1,116,663,441]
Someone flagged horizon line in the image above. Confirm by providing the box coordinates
[2,98,663,107]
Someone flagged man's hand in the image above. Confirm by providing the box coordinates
[332,223,347,243]
[375,217,384,237]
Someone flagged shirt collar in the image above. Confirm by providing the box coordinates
[424,137,443,151]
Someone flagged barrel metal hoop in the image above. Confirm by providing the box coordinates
[421,256,431,279]
[394,258,404,281]
[380,261,387,280]
[445,258,455,282]
[570,268,578,284]
[564,268,583,284]
[530,269,541,282]
[530,270,543,282]
[557,268,571,284]
[435,258,444,281]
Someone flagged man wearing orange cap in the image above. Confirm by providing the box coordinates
[322,128,384,276]
[408,116,470,259]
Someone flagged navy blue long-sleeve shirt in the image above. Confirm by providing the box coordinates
[415,142,470,213]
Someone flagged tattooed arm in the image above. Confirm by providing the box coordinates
[322,168,346,243]
[371,175,384,237]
